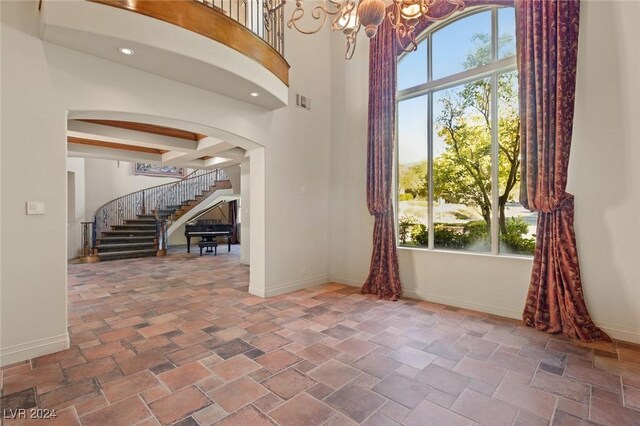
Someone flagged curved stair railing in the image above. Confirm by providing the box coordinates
[88,168,228,254]
[153,168,229,252]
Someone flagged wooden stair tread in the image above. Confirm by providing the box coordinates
[97,243,155,249]
[103,230,156,234]
[98,249,157,257]
[98,236,155,241]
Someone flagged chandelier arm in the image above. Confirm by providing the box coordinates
[274,0,468,59]
[387,8,399,28]
[396,28,419,52]
[391,17,419,53]
[287,0,349,35]
[344,23,361,59]
[288,5,330,35]
[332,1,358,32]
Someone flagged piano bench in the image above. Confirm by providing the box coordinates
[198,241,218,256]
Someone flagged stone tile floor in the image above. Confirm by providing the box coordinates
[2,247,640,425]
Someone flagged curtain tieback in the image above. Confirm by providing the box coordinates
[532,193,575,215]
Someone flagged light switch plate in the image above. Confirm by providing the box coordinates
[26,201,45,215]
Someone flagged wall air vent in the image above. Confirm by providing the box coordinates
[296,94,311,111]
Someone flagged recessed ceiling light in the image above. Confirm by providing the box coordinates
[250,92,259,97]
[119,47,134,56]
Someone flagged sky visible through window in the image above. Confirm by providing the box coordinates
[397,9,516,166]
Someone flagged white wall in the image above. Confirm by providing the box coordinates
[329,32,375,285]
[0,0,332,365]
[1,1,69,364]
[67,157,86,259]
[329,0,640,343]
[224,165,241,195]
[258,20,332,297]
[0,0,3,369]
[240,161,251,265]
[569,0,640,342]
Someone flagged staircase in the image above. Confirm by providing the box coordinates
[88,169,229,261]
[93,215,158,261]
[162,180,231,222]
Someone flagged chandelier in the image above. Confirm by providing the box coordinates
[268,0,466,59]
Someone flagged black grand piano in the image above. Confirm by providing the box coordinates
[184,220,233,253]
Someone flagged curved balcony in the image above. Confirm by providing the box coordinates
[40,0,290,109]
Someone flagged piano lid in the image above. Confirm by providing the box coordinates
[186,219,224,226]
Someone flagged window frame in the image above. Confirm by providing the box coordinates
[395,6,522,256]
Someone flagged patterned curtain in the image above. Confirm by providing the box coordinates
[516,0,609,341]
[412,0,513,36]
[362,16,402,301]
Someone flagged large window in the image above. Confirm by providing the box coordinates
[396,7,536,256]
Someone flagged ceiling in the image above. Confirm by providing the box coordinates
[40,0,288,110]
[67,119,246,169]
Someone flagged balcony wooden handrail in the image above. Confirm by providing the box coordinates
[88,0,290,86]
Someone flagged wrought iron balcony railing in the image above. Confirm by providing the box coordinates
[196,0,284,57]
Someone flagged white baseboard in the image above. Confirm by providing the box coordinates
[248,285,266,298]
[0,333,70,367]
[330,275,640,344]
[250,275,331,299]
[332,274,521,319]
[401,288,523,320]
[596,322,640,344]
[329,273,366,288]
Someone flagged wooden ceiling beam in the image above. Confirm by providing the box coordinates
[68,136,168,154]
[79,119,206,141]
[68,120,198,152]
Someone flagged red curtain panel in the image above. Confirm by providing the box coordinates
[515,0,609,341]
[362,16,402,301]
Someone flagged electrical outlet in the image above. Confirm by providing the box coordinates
[301,266,307,276]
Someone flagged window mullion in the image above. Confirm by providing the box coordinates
[397,58,516,102]
[490,72,499,254]
[394,99,400,246]
[427,93,434,250]
[492,7,499,62]
[427,32,434,250]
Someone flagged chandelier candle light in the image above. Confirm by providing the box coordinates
[269,0,466,59]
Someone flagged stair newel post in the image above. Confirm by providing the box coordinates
[92,217,97,250]
[154,219,159,252]
[142,188,147,215]
[156,218,168,257]
[79,221,100,263]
